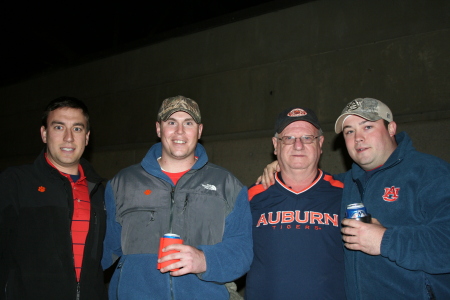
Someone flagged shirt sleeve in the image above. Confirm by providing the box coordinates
[0,169,19,294]
[101,181,123,270]
[197,186,253,283]
[380,174,450,273]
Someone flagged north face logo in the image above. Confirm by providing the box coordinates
[383,186,400,202]
[202,184,217,191]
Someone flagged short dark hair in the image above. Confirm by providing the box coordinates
[42,96,90,131]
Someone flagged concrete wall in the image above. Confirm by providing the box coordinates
[1,0,449,186]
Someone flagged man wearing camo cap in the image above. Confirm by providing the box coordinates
[337,97,450,299]
[102,95,252,299]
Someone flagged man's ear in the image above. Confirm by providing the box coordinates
[272,137,278,155]
[156,121,161,138]
[85,131,90,146]
[318,135,325,153]
[40,126,47,143]
[388,121,397,137]
[197,123,203,139]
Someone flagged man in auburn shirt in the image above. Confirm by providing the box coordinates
[246,107,346,300]
[0,97,107,299]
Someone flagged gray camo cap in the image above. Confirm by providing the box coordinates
[335,98,393,133]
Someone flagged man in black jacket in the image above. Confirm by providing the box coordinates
[0,97,107,300]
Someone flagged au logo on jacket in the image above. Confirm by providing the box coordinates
[383,186,400,202]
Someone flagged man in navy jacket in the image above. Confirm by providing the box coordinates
[337,98,450,299]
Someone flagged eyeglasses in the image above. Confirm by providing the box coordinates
[278,135,320,145]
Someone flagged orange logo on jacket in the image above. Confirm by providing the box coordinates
[383,186,400,202]
[38,186,46,192]
[144,189,152,195]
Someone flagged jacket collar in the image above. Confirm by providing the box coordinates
[34,148,103,184]
[140,142,208,180]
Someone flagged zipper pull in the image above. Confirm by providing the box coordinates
[182,195,189,212]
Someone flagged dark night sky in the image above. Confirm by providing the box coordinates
[0,0,312,87]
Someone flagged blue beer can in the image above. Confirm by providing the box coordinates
[346,203,368,219]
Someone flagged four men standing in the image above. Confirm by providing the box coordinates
[1,95,449,299]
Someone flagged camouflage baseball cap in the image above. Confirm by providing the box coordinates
[157,95,201,123]
[335,98,393,133]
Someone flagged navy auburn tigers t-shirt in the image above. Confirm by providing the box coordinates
[246,170,346,300]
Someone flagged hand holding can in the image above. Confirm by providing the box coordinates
[157,233,183,271]
[346,203,372,223]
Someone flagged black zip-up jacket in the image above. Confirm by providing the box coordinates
[0,150,107,300]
